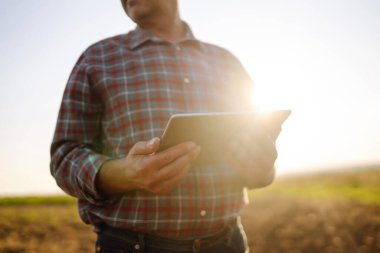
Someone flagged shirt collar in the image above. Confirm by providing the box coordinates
[127,22,203,51]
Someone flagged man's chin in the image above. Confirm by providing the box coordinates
[130,13,153,26]
[127,7,148,21]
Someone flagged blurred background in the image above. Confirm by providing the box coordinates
[1,1,379,253]
[1,0,379,196]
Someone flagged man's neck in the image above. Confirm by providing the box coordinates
[140,13,185,43]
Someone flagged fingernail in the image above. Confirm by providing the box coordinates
[147,138,159,149]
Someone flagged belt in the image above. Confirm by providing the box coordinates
[97,223,236,252]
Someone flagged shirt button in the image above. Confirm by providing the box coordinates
[175,45,181,51]
[200,210,207,216]
[134,244,141,250]
[184,77,190,84]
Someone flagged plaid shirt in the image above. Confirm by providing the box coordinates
[50,24,254,238]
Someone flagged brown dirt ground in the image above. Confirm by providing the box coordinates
[0,197,379,253]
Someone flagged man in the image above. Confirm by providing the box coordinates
[50,1,278,252]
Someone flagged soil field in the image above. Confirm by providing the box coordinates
[1,169,379,253]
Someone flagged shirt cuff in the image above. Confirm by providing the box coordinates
[81,153,118,206]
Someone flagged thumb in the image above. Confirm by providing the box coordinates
[129,137,161,156]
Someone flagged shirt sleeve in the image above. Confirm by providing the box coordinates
[50,52,112,205]
[224,51,269,188]
[225,51,258,112]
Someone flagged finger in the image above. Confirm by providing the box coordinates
[251,140,278,169]
[137,143,198,188]
[256,134,278,160]
[151,163,191,194]
[235,131,276,158]
[229,124,263,148]
[129,138,161,156]
[149,146,200,193]
[157,146,200,179]
[152,166,190,195]
[152,141,198,168]
[229,133,277,169]
[229,144,275,182]
[251,124,276,138]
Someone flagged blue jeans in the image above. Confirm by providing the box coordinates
[95,221,248,253]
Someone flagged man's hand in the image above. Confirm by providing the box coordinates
[227,125,280,188]
[96,138,201,196]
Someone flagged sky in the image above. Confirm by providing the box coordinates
[0,0,379,195]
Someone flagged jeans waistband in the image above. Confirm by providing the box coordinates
[97,220,239,252]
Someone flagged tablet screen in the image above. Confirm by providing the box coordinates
[158,110,291,166]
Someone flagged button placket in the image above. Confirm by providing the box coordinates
[172,44,190,86]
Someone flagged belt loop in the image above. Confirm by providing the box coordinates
[138,233,145,249]
[192,239,200,253]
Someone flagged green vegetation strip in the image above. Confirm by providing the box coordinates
[0,195,76,206]
[250,170,380,204]
[251,185,380,204]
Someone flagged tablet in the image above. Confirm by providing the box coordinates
[158,110,291,166]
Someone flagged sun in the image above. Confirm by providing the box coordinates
[251,83,293,112]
